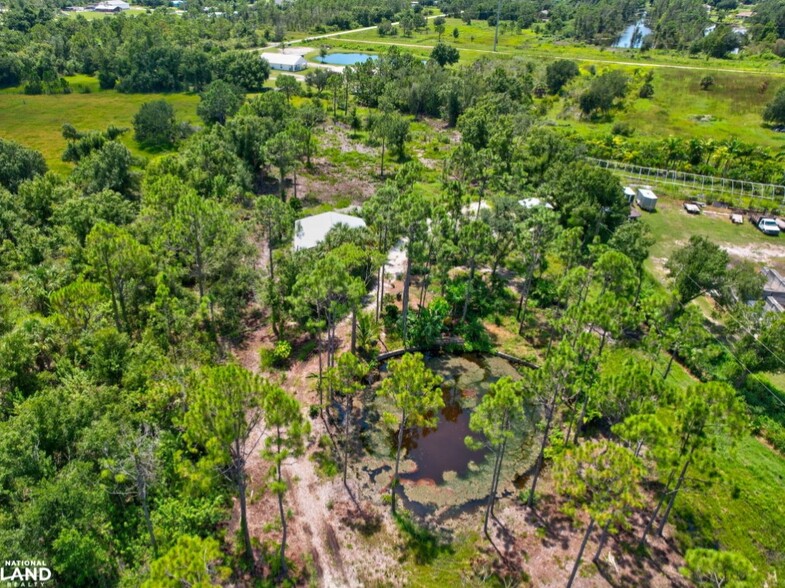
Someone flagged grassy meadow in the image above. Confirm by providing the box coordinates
[639,198,785,259]
[0,75,199,172]
[320,17,785,149]
[331,17,785,73]
[675,434,785,578]
[558,66,785,149]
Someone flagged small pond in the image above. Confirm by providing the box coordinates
[613,18,652,49]
[363,354,538,519]
[315,52,378,66]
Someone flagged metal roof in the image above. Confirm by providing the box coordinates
[260,53,307,66]
[293,212,366,250]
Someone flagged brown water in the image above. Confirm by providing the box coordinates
[398,384,488,484]
[369,353,531,516]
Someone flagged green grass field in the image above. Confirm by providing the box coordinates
[650,358,785,579]
[640,198,785,261]
[0,75,199,172]
[333,17,785,74]
[556,66,785,149]
[326,17,785,149]
[59,6,148,20]
[675,434,785,578]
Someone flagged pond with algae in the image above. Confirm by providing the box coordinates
[363,354,538,519]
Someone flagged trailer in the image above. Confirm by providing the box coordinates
[636,188,658,212]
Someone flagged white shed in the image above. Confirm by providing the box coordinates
[294,212,366,251]
[636,188,658,211]
[260,52,308,72]
[623,187,636,204]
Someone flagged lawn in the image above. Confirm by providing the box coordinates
[674,434,785,579]
[59,7,149,20]
[652,356,785,579]
[334,17,785,74]
[0,75,199,172]
[329,16,785,150]
[557,67,785,150]
[639,198,785,262]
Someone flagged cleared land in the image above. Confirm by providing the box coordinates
[0,75,199,172]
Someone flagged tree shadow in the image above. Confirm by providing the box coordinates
[393,511,454,565]
[338,502,382,537]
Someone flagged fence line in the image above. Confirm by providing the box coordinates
[587,157,785,209]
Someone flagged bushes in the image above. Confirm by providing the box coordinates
[259,340,292,370]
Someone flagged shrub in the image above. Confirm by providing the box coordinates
[611,121,635,137]
[259,340,292,369]
[133,100,177,147]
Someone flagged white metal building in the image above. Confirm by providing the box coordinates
[260,53,308,72]
[294,212,366,250]
[94,0,130,11]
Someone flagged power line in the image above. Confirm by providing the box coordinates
[675,273,785,410]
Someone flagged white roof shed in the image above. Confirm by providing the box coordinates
[294,212,366,250]
[260,52,308,71]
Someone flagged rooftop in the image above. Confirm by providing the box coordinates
[293,211,366,250]
[260,52,307,66]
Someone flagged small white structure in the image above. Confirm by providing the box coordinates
[623,187,636,204]
[636,188,658,212]
[461,201,491,217]
[294,212,366,251]
[519,197,554,210]
[260,53,308,72]
[94,0,129,11]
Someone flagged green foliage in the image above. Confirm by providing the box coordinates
[430,42,460,67]
[700,26,742,59]
[665,235,730,303]
[681,548,760,587]
[546,60,579,95]
[133,100,178,148]
[143,535,230,587]
[763,86,785,125]
[197,80,245,126]
[579,70,629,117]
[0,138,47,193]
[213,51,270,93]
[554,439,644,531]
[408,298,449,348]
[394,511,453,565]
[260,341,293,370]
[380,353,443,511]
[72,141,138,197]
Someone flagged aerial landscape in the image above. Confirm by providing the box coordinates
[2,0,785,585]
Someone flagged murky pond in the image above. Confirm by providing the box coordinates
[363,354,538,519]
[398,383,487,484]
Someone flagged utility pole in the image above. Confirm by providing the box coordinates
[493,0,503,51]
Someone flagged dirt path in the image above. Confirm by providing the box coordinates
[287,14,443,45]
[233,239,407,585]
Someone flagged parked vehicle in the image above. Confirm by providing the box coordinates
[683,202,701,215]
[750,215,781,236]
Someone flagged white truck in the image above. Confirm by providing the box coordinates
[750,215,781,236]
